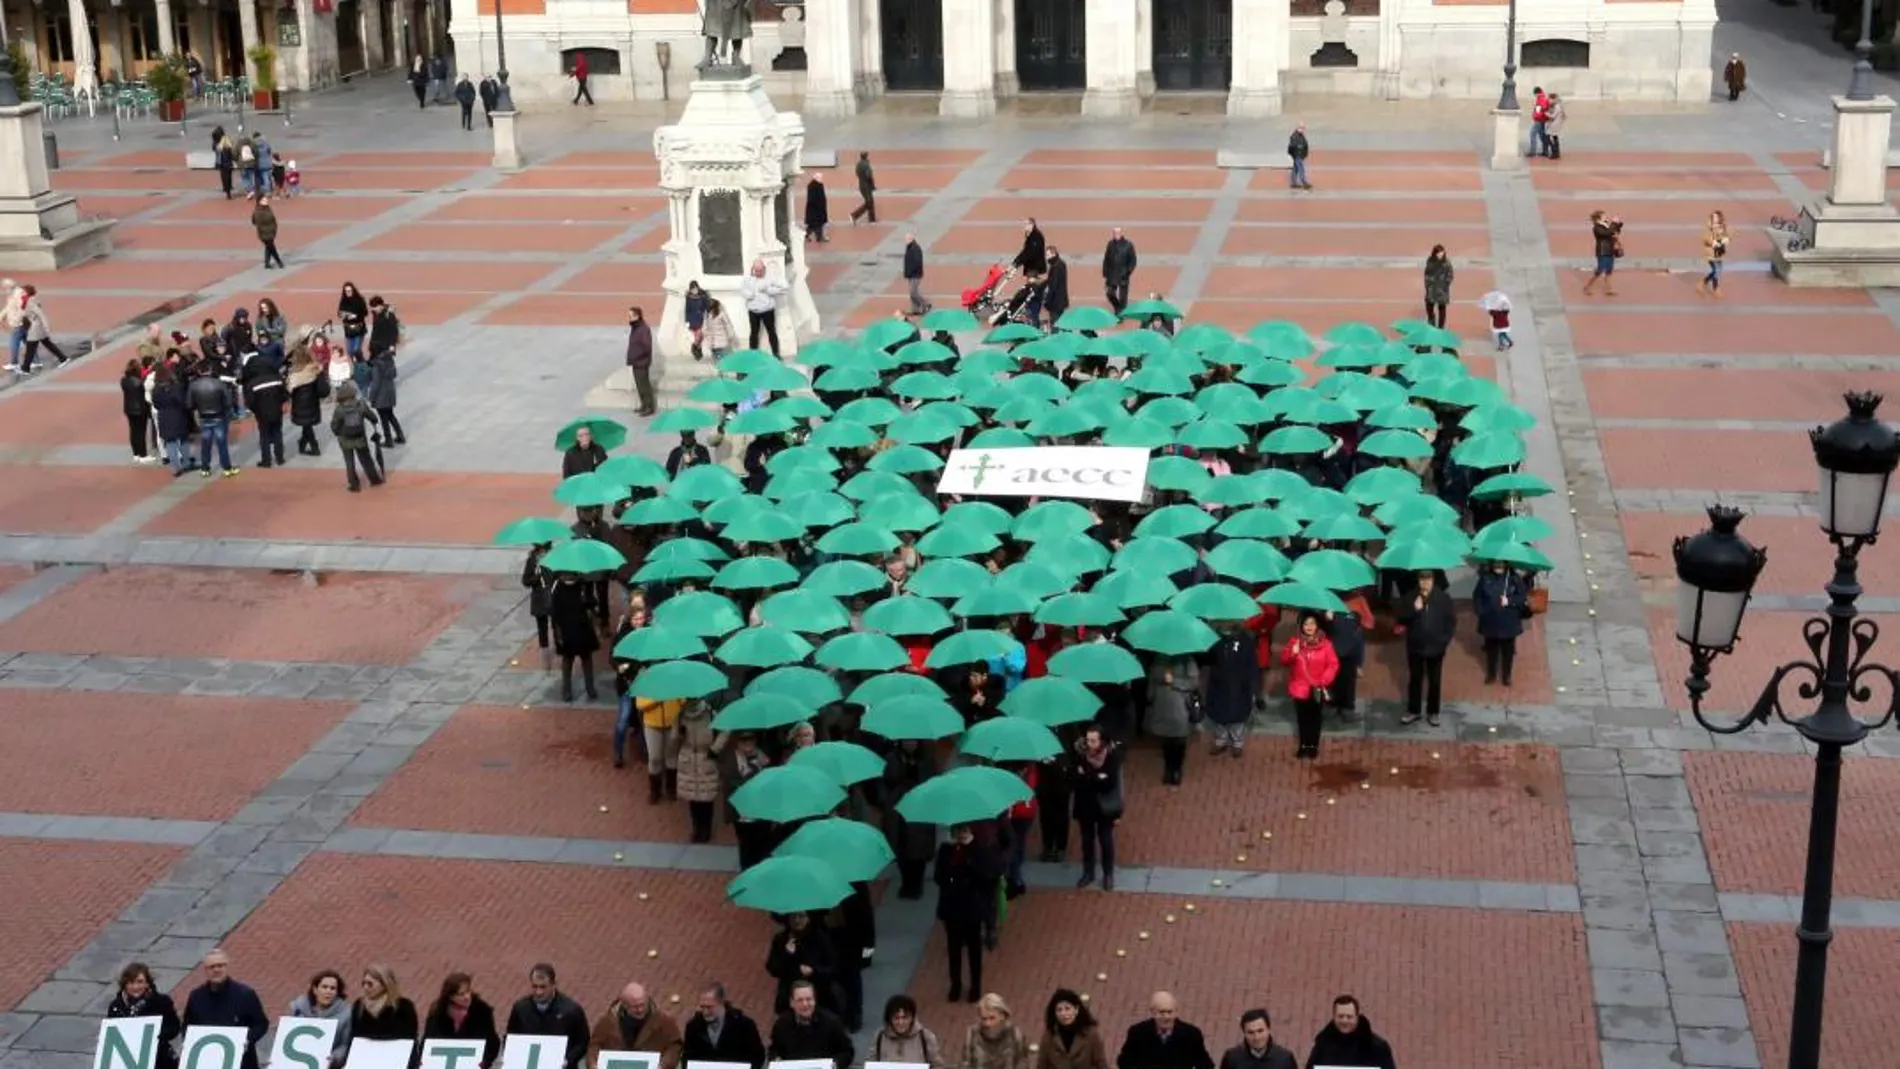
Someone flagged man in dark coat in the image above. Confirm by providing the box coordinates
[1306,996,1396,1069]
[769,981,854,1069]
[563,426,608,477]
[626,307,656,416]
[1044,246,1070,327]
[240,349,287,468]
[934,824,1000,1002]
[850,152,876,223]
[903,234,930,316]
[684,982,766,1069]
[1218,1009,1297,1069]
[187,362,236,477]
[506,963,592,1069]
[1723,52,1746,102]
[1102,227,1137,314]
[1014,219,1047,276]
[804,174,830,243]
[181,951,270,1069]
[1117,992,1214,1069]
[766,912,837,1015]
[1397,570,1456,726]
[666,430,711,477]
[479,74,500,125]
[1472,562,1530,686]
[454,74,477,129]
[251,196,284,269]
[1287,124,1312,190]
[1203,626,1257,757]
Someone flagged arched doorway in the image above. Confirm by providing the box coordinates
[1015,0,1083,90]
[1153,0,1230,90]
[880,0,943,90]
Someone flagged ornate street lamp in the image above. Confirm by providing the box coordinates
[1847,0,1878,102]
[1672,391,1900,1069]
[1496,0,1518,113]
[493,0,514,111]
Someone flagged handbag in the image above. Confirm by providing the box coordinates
[1097,778,1125,822]
[1185,691,1204,724]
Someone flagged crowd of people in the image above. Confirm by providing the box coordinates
[106,951,1400,1069]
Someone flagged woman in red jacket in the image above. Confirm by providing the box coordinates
[1281,613,1340,760]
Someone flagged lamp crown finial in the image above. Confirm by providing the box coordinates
[1845,390,1884,421]
[1705,504,1746,535]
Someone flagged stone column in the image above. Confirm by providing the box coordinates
[156,0,177,54]
[806,0,860,116]
[939,0,994,117]
[993,0,1016,98]
[1827,96,1895,209]
[1081,0,1138,118]
[238,0,261,81]
[1133,0,1152,99]
[857,0,885,100]
[1227,0,1285,116]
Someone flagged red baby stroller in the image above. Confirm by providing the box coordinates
[961,263,1015,319]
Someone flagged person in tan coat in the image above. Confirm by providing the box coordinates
[1037,990,1108,1069]
[589,982,684,1069]
[674,701,722,843]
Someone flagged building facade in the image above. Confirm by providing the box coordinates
[446,0,1717,110]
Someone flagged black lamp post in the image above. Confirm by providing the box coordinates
[0,19,18,107]
[1673,391,1900,1069]
[492,0,513,111]
[1497,0,1519,112]
[1847,0,1877,102]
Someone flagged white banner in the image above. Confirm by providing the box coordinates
[95,1018,165,1069]
[347,1039,416,1068]
[421,1039,489,1069]
[936,446,1150,503]
[501,1035,568,1069]
[270,1017,339,1069]
[179,1026,252,1069]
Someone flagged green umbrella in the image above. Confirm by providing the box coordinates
[1332,377,1411,413]
[493,516,571,546]
[1195,474,1272,508]
[727,407,798,436]
[935,502,1009,536]
[808,420,880,450]
[864,318,920,350]
[849,672,947,707]
[1344,467,1423,507]
[1367,404,1438,431]
[1027,405,1106,439]
[969,427,1038,449]
[730,765,845,823]
[727,855,852,913]
[596,454,670,490]
[1413,376,1506,410]
[816,366,883,393]
[886,412,961,446]
[1470,540,1555,571]
[1006,373,1072,405]
[1120,297,1183,321]
[1215,507,1302,540]
[1133,505,1217,542]
[634,557,716,585]
[1011,500,1095,542]
[613,626,707,662]
[1388,523,1474,556]
[1174,322,1235,352]
[715,626,815,668]
[993,396,1056,425]
[1101,417,1175,450]
[1016,333,1083,363]
[927,628,1020,668]
[1169,582,1262,621]
[999,677,1101,724]
[1452,432,1527,470]
[1472,472,1554,500]
[1110,536,1197,575]
[722,509,803,545]
[1300,512,1387,544]
[714,556,801,591]
[960,717,1062,762]
[1135,396,1199,427]
[1280,485,1355,523]
[746,665,843,706]
[1126,365,1197,397]
[1261,425,1336,455]
[896,765,1033,824]
[713,692,816,731]
[1176,419,1249,451]
[950,585,1043,620]
[1238,361,1305,389]
[670,464,745,503]
[652,591,745,636]
[1405,325,1462,351]
[868,445,946,476]
[1315,344,1386,370]
[745,362,809,393]
[1247,319,1312,353]
[1260,581,1348,614]
[863,595,954,636]
[891,370,960,400]
[1289,548,1377,590]
[759,589,852,634]
[1056,306,1118,331]
[1376,540,1468,572]
[687,377,755,406]
[717,348,781,375]
[863,696,966,740]
[1475,515,1555,546]
[631,659,729,701]
[841,470,920,502]
[650,407,720,433]
[1405,352,1466,382]
[1035,592,1124,628]
[804,559,889,598]
[1048,641,1144,683]
[1120,328,1175,359]
[1325,322,1384,347]
[1024,535,1112,576]
[816,522,902,557]
[541,538,626,573]
[814,632,911,672]
[702,495,770,527]
[782,491,858,529]
[774,817,895,880]
[859,494,942,532]
[1122,609,1220,656]
[895,340,959,367]
[1390,318,1432,337]
[1205,539,1291,585]
[554,417,628,451]
[985,322,1044,344]
[553,472,626,508]
[765,469,841,502]
[909,558,992,599]
[774,399,837,429]
[787,741,889,788]
[1358,429,1434,460]
[837,397,903,426]
[1093,569,1180,610]
[1374,494,1462,529]
[1147,455,1214,494]
[799,338,865,368]
[921,307,981,333]
[648,537,730,563]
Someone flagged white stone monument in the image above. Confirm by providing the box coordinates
[1490,108,1523,171]
[1773,94,1900,287]
[0,97,115,270]
[649,70,817,401]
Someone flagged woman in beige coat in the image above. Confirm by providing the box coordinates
[674,699,721,843]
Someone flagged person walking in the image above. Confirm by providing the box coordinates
[1281,614,1340,760]
[432,54,454,104]
[549,574,601,702]
[215,131,237,199]
[1397,570,1456,726]
[1216,1010,1296,1069]
[1102,228,1137,315]
[253,196,285,269]
[1305,996,1395,1069]
[684,983,767,1069]
[851,152,877,223]
[1724,52,1747,101]
[1423,245,1454,329]
[1286,124,1312,190]
[571,51,595,105]
[934,823,1000,1002]
[182,950,269,1069]
[1473,560,1531,687]
[505,965,591,1069]
[1203,626,1256,758]
[1043,246,1069,328]
[1069,724,1123,890]
[455,74,477,130]
[1014,219,1048,277]
[121,359,156,465]
[1545,93,1566,160]
[1037,990,1107,1069]
[350,965,420,1053]
[805,173,830,243]
[1582,210,1623,297]
[1699,210,1729,298]
[904,234,931,316]
[422,973,501,1068]
[423,53,445,105]
[637,687,683,803]
[626,306,656,416]
[1116,993,1213,1069]
[587,981,684,1069]
[109,964,183,1069]
[870,995,942,1067]
[288,349,325,458]
[1147,653,1198,786]
[741,259,788,356]
[18,285,70,372]
[328,381,383,492]
[188,362,238,478]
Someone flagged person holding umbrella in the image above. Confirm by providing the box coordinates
[935,822,1001,1003]
[1473,559,1531,687]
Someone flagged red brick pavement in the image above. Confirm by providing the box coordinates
[0,389,156,445]
[1687,751,1900,899]
[1198,266,1499,301]
[1222,225,1491,259]
[1584,368,1900,422]
[0,691,349,821]
[115,220,347,253]
[351,704,730,844]
[907,894,1596,1069]
[1530,168,1780,194]
[484,294,655,327]
[1621,513,1900,599]
[0,839,182,1012]
[1008,167,1228,192]
[0,568,479,664]
[1536,195,1795,227]
[272,260,560,294]
[198,856,777,1022]
[1234,197,1490,225]
[1730,922,1896,1069]
[27,257,251,294]
[355,222,626,255]
[1569,309,1900,355]
[1552,269,1868,307]
[159,195,411,223]
[143,470,553,545]
[1648,607,1900,715]
[1110,739,1572,882]
[0,465,166,534]
[1246,168,1483,192]
[1598,427,1820,493]
[420,194,668,224]
[966,198,1217,224]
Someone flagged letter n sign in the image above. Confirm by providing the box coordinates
[95,1018,160,1069]
[180,1027,252,1069]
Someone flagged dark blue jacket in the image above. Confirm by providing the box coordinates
[182,980,269,1069]
[1473,568,1531,640]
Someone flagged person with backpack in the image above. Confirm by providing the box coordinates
[329,381,384,492]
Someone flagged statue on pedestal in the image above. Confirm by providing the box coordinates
[700,0,755,71]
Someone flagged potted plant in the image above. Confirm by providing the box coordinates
[248,43,278,110]
[145,52,187,122]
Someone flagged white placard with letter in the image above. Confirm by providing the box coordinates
[346,1038,417,1068]
[598,1050,661,1069]
[269,1017,340,1069]
[771,1059,836,1069]
[689,1060,755,1069]
[936,446,1150,504]
[179,1026,252,1069]
[502,1034,568,1069]
[421,1039,489,1069]
[95,1017,163,1069]
[868,1061,931,1069]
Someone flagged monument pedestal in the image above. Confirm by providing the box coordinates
[491,110,524,172]
[1773,95,1900,286]
[0,102,113,271]
[1489,108,1522,171]
[648,70,818,407]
